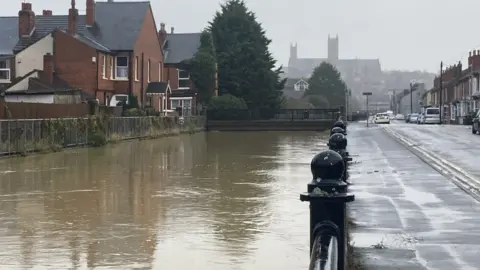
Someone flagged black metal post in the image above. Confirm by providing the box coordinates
[300,149,354,270]
[410,83,413,114]
[440,61,443,124]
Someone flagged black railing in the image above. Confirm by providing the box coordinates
[300,118,354,270]
[206,108,341,121]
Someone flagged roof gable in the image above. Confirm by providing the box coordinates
[146,82,171,94]
[164,33,201,64]
[5,1,150,53]
[88,1,150,50]
[294,79,308,86]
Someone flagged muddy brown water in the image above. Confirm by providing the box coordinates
[0,131,328,269]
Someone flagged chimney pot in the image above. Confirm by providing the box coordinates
[18,2,35,37]
[68,1,78,34]
[86,0,95,25]
[158,23,167,46]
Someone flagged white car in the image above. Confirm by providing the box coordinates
[395,114,405,120]
[374,113,390,124]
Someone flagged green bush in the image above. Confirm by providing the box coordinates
[88,131,107,147]
[208,94,247,109]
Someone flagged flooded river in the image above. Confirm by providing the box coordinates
[0,131,328,269]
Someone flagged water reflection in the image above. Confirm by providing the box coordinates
[0,131,326,269]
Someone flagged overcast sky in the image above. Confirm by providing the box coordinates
[3,0,480,72]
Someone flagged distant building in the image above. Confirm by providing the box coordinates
[287,35,384,99]
[395,82,426,115]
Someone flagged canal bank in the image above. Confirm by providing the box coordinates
[0,115,205,156]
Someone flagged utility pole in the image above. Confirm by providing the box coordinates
[363,92,372,127]
[439,61,443,125]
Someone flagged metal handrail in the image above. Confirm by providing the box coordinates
[309,221,341,270]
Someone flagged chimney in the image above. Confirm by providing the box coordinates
[42,10,52,16]
[86,0,95,25]
[43,53,54,85]
[171,27,174,34]
[68,0,78,34]
[158,23,167,46]
[18,2,35,37]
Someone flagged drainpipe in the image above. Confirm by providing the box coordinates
[141,53,144,107]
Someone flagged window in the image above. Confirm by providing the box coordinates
[178,69,189,89]
[146,96,152,107]
[171,99,180,109]
[109,57,113,78]
[102,55,106,78]
[135,56,139,81]
[0,60,10,81]
[147,59,151,82]
[115,56,128,79]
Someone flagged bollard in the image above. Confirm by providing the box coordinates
[333,120,346,132]
[328,133,351,183]
[300,150,355,270]
[330,126,346,136]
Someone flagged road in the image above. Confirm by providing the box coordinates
[348,122,480,269]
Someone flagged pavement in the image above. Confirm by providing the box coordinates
[347,122,480,269]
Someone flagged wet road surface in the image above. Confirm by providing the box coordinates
[0,131,328,269]
[349,123,480,269]
[384,123,480,179]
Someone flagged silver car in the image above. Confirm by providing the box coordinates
[409,113,419,123]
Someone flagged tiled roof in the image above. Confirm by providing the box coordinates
[164,33,201,64]
[146,82,169,94]
[0,17,18,55]
[3,1,151,54]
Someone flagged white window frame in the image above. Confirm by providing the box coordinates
[109,56,114,79]
[0,60,11,82]
[147,59,150,82]
[170,97,193,116]
[115,56,129,80]
[135,56,139,81]
[101,55,106,78]
[177,69,190,89]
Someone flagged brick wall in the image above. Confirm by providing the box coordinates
[133,6,164,107]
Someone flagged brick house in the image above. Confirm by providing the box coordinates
[0,0,165,109]
[431,64,461,123]
[160,26,201,115]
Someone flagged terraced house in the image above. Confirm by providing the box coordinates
[159,26,202,114]
[0,0,164,108]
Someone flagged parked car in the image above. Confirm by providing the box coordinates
[405,114,411,123]
[409,113,419,123]
[395,114,405,120]
[472,109,480,134]
[423,107,441,124]
[374,113,390,124]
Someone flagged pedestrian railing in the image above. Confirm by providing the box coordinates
[207,108,341,121]
[0,116,205,155]
[301,118,354,270]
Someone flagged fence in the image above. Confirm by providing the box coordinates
[0,115,205,155]
[207,108,341,121]
[0,100,90,119]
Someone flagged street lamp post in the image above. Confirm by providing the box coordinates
[439,61,443,125]
[363,92,372,127]
[410,82,414,114]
